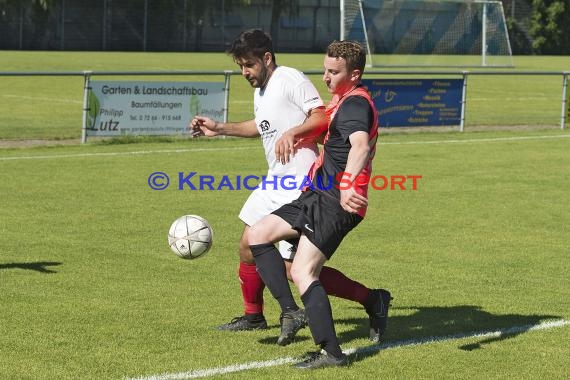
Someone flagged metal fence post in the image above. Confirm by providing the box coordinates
[561,72,568,130]
[223,70,232,123]
[81,71,92,144]
[460,71,469,132]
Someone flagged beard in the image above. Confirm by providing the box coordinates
[255,65,271,89]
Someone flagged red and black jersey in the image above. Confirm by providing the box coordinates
[307,85,379,217]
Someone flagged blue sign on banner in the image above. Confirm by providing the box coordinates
[361,79,464,127]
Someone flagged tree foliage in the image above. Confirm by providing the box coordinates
[5,0,570,54]
[529,0,570,54]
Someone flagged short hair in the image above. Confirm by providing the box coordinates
[326,40,366,75]
[227,29,276,64]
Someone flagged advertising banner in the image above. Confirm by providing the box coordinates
[86,81,225,136]
[362,79,464,127]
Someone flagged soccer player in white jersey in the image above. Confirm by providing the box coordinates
[191,29,390,346]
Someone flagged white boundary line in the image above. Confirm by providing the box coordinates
[127,319,569,380]
[381,133,570,145]
[1,133,569,162]
[1,94,83,104]
[0,146,257,161]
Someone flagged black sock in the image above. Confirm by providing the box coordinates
[363,290,377,311]
[245,313,264,322]
[301,280,343,358]
[250,243,298,312]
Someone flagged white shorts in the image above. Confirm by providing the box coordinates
[239,187,302,260]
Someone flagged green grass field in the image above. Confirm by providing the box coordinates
[1,52,570,139]
[1,52,570,379]
[1,129,569,379]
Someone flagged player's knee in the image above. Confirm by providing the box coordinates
[247,224,267,246]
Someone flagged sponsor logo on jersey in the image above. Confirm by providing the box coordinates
[304,96,320,104]
[259,120,270,132]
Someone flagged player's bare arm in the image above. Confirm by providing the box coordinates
[274,107,327,164]
[340,130,370,213]
[191,116,259,138]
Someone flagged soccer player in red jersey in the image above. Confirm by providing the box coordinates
[248,40,390,368]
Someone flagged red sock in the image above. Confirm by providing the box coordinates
[319,266,370,305]
[238,262,265,315]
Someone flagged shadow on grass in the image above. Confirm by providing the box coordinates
[0,261,62,273]
[258,304,562,363]
[339,305,562,364]
[258,335,314,345]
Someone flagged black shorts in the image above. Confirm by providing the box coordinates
[272,189,363,259]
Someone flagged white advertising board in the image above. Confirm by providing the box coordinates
[86,81,225,137]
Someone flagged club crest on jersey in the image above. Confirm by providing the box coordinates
[259,120,270,132]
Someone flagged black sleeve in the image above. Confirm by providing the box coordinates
[335,95,374,142]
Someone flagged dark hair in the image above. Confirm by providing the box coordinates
[227,29,276,63]
[326,40,366,74]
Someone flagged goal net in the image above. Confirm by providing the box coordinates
[341,0,514,67]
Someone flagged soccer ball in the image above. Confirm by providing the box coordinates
[168,215,213,259]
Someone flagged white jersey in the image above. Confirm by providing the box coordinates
[253,66,323,179]
[240,66,324,259]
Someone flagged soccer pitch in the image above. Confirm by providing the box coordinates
[1,130,569,379]
[1,52,570,378]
